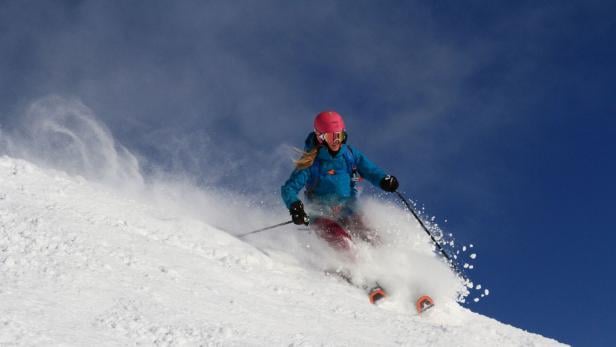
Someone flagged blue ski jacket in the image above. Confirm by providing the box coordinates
[281,133,386,211]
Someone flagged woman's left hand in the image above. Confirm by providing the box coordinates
[380,175,399,192]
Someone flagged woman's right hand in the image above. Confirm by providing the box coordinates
[289,201,310,225]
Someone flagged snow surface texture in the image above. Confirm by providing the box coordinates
[0,156,566,346]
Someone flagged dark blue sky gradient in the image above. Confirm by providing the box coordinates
[1,1,615,345]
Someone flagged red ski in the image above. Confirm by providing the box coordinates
[368,286,387,304]
[415,295,435,314]
[313,217,434,314]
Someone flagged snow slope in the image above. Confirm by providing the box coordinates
[0,156,566,346]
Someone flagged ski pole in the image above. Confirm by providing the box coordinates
[395,191,457,268]
[237,220,294,238]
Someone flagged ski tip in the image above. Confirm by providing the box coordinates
[368,287,387,304]
[416,295,434,314]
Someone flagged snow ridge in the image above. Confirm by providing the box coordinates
[0,156,566,346]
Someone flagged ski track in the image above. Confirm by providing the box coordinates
[0,156,566,346]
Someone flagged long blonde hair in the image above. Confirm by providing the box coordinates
[294,146,319,169]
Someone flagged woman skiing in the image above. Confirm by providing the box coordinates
[281,110,399,253]
[281,115,435,310]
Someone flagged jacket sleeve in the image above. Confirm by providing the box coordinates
[352,147,387,188]
[281,168,310,209]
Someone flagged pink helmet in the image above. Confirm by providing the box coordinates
[314,111,345,133]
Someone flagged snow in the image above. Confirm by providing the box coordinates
[0,156,566,346]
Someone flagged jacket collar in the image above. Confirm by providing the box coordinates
[317,144,347,160]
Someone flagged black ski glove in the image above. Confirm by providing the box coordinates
[289,200,310,225]
[379,175,399,192]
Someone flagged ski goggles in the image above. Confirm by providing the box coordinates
[317,131,345,144]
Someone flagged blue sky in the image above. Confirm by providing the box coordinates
[1,1,614,345]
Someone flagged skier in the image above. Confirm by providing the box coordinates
[280,110,399,303]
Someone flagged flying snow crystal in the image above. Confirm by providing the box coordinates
[470,244,474,248]
[5,96,143,185]
[470,253,477,259]
[476,284,482,290]
[463,263,469,269]
[484,289,490,296]
[468,265,474,269]
[474,298,480,303]
[462,246,467,252]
